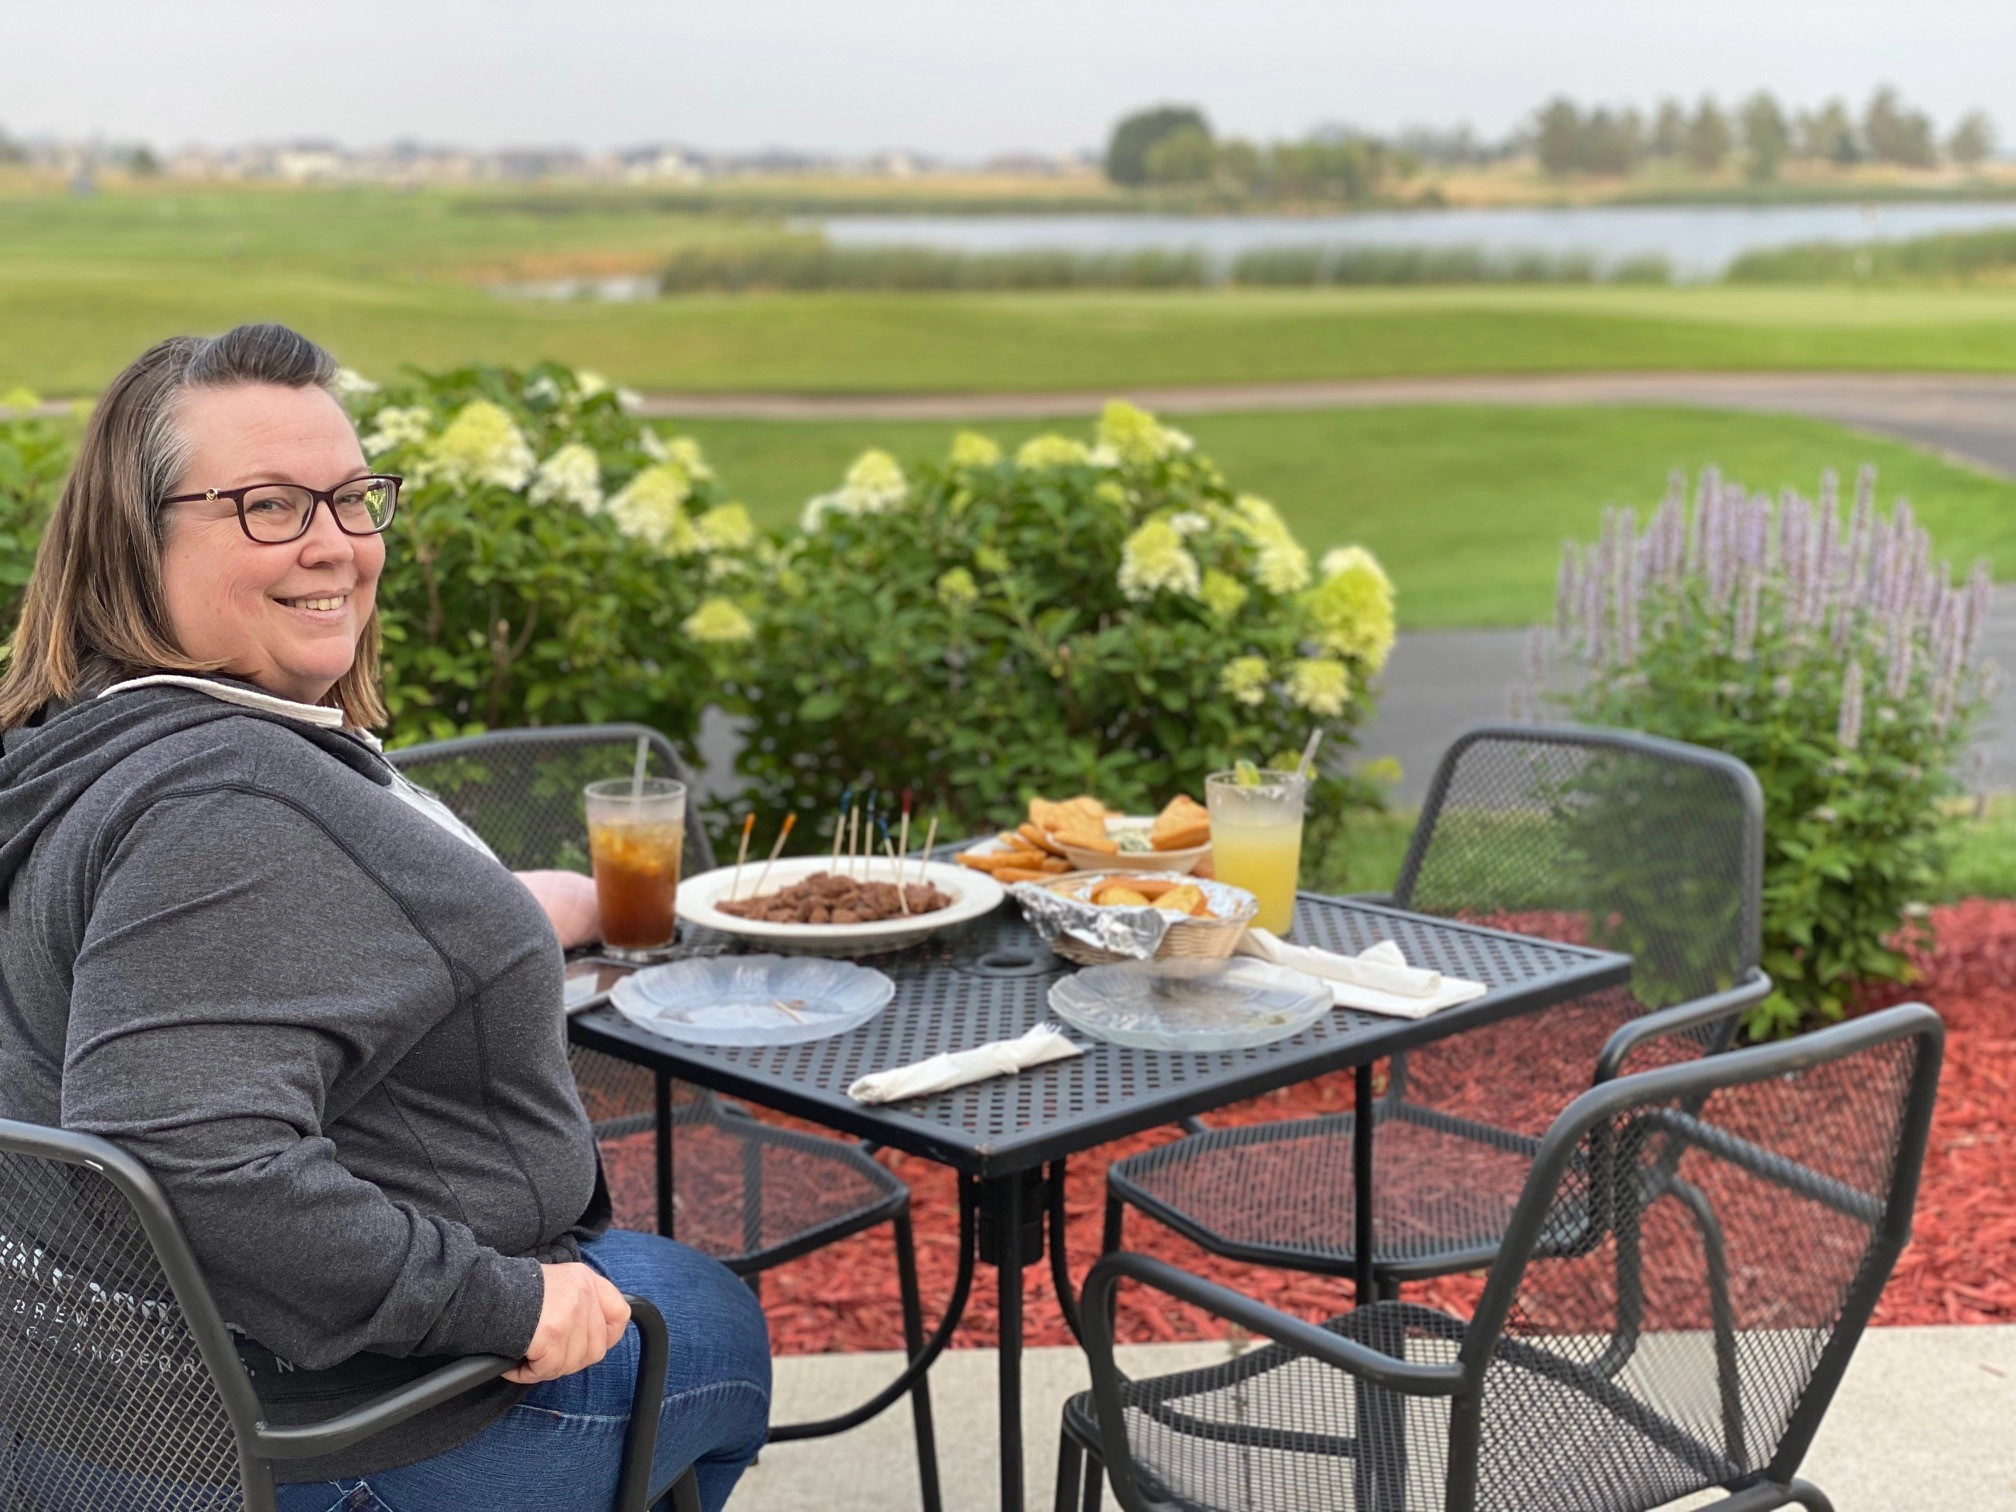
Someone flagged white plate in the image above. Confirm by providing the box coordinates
[677,855,1005,956]
[611,955,894,1045]
[1048,958,1332,1051]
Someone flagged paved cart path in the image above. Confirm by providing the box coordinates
[637,371,2016,479]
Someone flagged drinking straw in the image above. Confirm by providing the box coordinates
[752,812,796,899]
[882,840,912,914]
[1296,729,1324,781]
[731,813,756,900]
[630,735,649,800]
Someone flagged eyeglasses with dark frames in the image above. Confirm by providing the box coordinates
[158,475,402,545]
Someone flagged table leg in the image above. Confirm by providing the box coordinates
[1350,1063,1407,1512]
[655,1069,674,1240]
[1353,1063,1375,1303]
[994,1175,1026,1512]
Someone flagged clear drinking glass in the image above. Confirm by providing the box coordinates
[1205,768,1307,935]
[584,778,686,962]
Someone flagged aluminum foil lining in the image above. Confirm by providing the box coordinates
[1009,873,1257,960]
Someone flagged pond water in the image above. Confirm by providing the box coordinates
[811,200,2016,281]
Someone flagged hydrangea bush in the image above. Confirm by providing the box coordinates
[346,363,758,745]
[1535,467,1993,1036]
[727,402,1398,848]
[0,398,77,640]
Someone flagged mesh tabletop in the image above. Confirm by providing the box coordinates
[571,894,1628,1179]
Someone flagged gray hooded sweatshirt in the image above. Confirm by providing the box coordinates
[0,678,609,1480]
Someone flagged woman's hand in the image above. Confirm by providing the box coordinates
[504,1262,631,1383]
[516,870,602,950]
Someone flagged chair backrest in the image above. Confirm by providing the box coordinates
[1457,1004,1943,1512]
[1395,724,1764,1004]
[388,724,716,879]
[0,1121,267,1511]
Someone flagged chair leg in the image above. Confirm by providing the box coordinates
[1786,1480,1836,1512]
[1100,1193,1124,1256]
[1081,1449,1105,1512]
[893,1213,945,1512]
[1053,1427,1084,1512]
[666,1465,703,1512]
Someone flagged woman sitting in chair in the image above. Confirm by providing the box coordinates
[0,325,770,1511]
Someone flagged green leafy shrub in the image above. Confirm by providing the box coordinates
[344,363,756,748]
[726,402,1398,850]
[1538,466,1993,1036]
[0,397,80,641]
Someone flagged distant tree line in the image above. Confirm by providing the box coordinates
[1105,106,1407,202]
[1532,88,1994,180]
[1105,89,1997,195]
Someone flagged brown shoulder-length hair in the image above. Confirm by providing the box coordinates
[0,323,387,730]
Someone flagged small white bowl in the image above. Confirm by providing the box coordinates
[1055,817,1211,875]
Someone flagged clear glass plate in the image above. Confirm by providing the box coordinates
[1047,958,1332,1051]
[610,954,894,1046]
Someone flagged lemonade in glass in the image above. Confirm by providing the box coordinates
[1205,767,1307,935]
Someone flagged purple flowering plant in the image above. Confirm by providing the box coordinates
[1533,466,1993,1036]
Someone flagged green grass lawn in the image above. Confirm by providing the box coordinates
[12,184,2016,394]
[669,405,2016,628]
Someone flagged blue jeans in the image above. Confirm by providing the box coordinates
[276,1229,771,1512]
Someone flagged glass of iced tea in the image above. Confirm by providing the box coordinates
[584,778,686,962]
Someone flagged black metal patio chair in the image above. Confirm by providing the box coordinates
[1105,723,1766,1294]
[0,1118,701,1512]
[1061,1002,1944,1512]
[389,724,942,1511]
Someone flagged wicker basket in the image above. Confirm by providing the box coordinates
[1038,872,1257,968]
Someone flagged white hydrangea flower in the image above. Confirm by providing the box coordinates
[331,367,378,398]
[1168,511,1211,537]
[524,373,564,406]
[801,450,908,530]
[1254,539,1312,595]
[527,442,603,513]
[948,431,1003,469]
[1095,400,1193,465]
[428,401,533,490]
[681,598,754,644]
[1219,656,1271,706]
[1015,434,1091,470]
[1287,658,1351,717]
[1117,519,1201,602]
[664,436,715,482]
[575,369,611,398]
[359,404,433,459]
[694,503,755,553]
[639,428,670,463]
[606,464,697,553]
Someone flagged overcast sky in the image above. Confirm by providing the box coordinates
[4,0,2010,157]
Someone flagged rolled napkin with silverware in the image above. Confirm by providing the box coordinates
[847,1022,1083,1105]
[1235,930,1489,1019]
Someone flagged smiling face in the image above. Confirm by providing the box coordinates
[159,383,384,706]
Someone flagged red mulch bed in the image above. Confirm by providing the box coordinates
[603,902,2015,1352]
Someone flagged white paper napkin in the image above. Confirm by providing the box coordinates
[847,1022,1084,1105]
[1235,931,1489,1020]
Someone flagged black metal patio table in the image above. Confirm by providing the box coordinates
[569,890,1630,1512]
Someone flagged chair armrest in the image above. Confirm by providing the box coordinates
[252,1352,518,1461]
[1082,1251,1464,1398]
[1594,969,1771,1084]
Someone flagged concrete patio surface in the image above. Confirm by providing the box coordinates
[734,1324,2016,1511]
